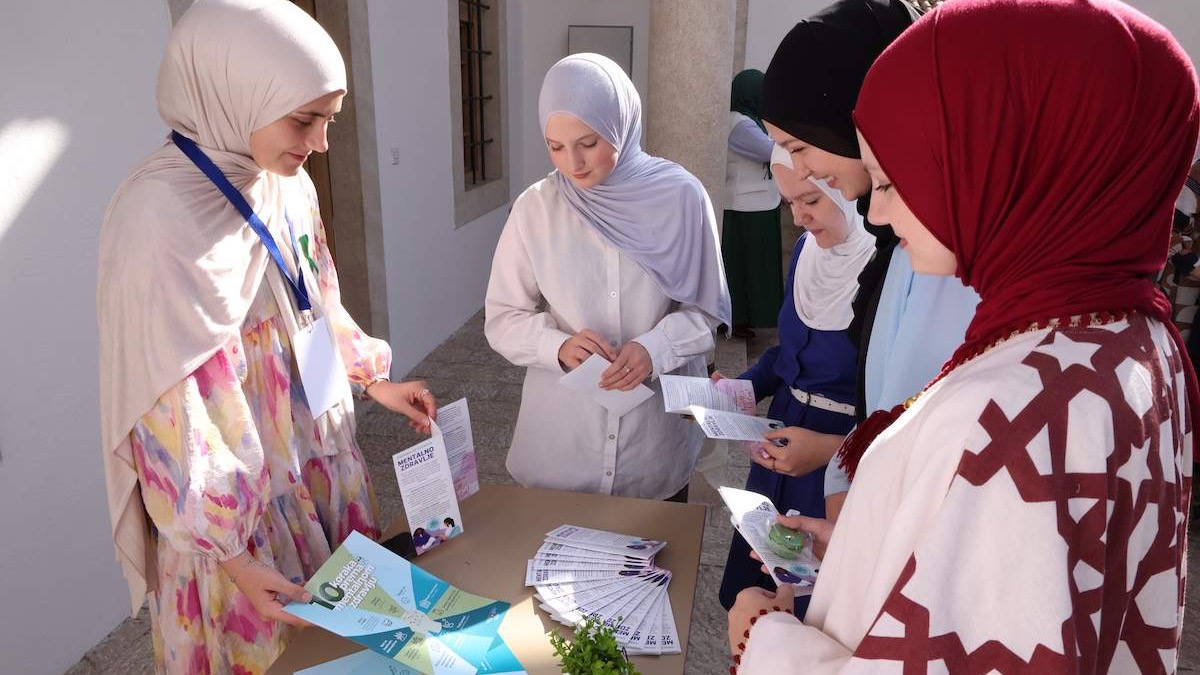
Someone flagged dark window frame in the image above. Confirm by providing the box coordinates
[459,0,496,187]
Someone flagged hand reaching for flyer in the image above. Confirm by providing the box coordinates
[366,380,438,434]
[752,426,843,477]
[219,552,314,627]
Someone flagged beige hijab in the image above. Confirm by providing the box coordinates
[98,0,348,613]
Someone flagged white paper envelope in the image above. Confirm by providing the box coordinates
[558,354,654,417]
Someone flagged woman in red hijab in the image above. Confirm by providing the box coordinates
[727,0,1199,672]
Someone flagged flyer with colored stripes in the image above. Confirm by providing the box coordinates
[285,532,525,675]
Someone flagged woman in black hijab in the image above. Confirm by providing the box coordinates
[718,0,978,618]
[761,0,918,350]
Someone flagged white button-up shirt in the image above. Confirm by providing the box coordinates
[485,177,716,499]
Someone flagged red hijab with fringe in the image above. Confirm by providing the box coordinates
[838,0,1200,478]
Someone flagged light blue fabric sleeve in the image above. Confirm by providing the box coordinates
[824,460,852,497]
[864,247,980,413]
[728,118,776,163]
[825,249,978,498]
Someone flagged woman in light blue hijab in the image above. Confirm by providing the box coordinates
[484,54,729,502]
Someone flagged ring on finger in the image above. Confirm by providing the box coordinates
[623,366,632,374]
[419,388,432,398]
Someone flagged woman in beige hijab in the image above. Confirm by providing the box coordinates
[97,1,434,672]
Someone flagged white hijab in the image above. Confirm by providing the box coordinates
[98,0,348,613]
[771,145,875,331]
[538,54,731,327]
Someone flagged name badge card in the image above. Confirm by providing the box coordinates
[292,315,352,418]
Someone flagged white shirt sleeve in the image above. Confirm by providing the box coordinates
[728,117,776,163]
[484,212,573,373]
[741,613,854,674]
[632,305,716,378]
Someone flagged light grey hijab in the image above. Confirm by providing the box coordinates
[538,53,731,326]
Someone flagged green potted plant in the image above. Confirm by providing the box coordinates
[549,618,641,675]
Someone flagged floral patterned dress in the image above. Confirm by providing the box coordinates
[129,192,389,675]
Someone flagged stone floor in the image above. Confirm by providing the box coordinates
[68,311,1200,674]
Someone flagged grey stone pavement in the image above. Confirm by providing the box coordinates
[68,312,1200,674]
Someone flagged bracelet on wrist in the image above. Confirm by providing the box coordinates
[362,377,389,400]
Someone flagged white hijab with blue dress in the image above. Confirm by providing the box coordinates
[769,144,874,331]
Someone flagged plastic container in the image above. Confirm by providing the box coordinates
[766,522,808,560]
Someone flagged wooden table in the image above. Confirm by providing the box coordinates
[266,484,707,674]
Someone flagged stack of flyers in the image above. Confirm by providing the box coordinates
[718,486,820,593]
[526,525,681,656]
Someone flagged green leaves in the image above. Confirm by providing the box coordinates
[549,618,641,675]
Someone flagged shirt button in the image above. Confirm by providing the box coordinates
[608,434,616,440]
[605,470,613,476]
[610,340,618,347]
[609,291,617,298]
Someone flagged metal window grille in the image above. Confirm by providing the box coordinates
[460,0,495,187]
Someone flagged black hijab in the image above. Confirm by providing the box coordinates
[731,69,767,132]
[761,0,921,397]
[761,0,918,159]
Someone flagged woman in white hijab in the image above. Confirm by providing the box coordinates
[715,145,874,616]
[485,54,729,501]
[97,1,435,671]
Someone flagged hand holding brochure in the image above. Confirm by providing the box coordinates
[718,486,820,594]
[558,354,654,416]
[660,374,756,416]
[284,531,526,674]
[660,375,782,442]
[688,406,785,442]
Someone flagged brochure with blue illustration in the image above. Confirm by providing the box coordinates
[718,486,819,594]
[285,532,525,675]
[393,418,465,556]
[297,649,420,674]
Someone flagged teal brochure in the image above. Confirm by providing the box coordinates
[297,649,419,674]
[285,531,526,675]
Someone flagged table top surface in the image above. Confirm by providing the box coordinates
[266,484,708,675]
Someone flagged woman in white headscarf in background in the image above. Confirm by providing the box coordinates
[485,53,729,502]
[98,1,436,672]
[715,146,874,616]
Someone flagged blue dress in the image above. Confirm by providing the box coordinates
[717,234,859,614]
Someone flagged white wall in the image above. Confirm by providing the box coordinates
[1126,0,1200,81]
[743,0,827,72]
[363,0,506,375]
[0,3,170,674]
[367,0,651,375]
[508,0,651,193]
[745,0,1200,76]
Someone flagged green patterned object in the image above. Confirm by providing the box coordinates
[298,234,320,277]
[767,522,808,560]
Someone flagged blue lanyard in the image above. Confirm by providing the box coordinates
[171,131,311,313]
